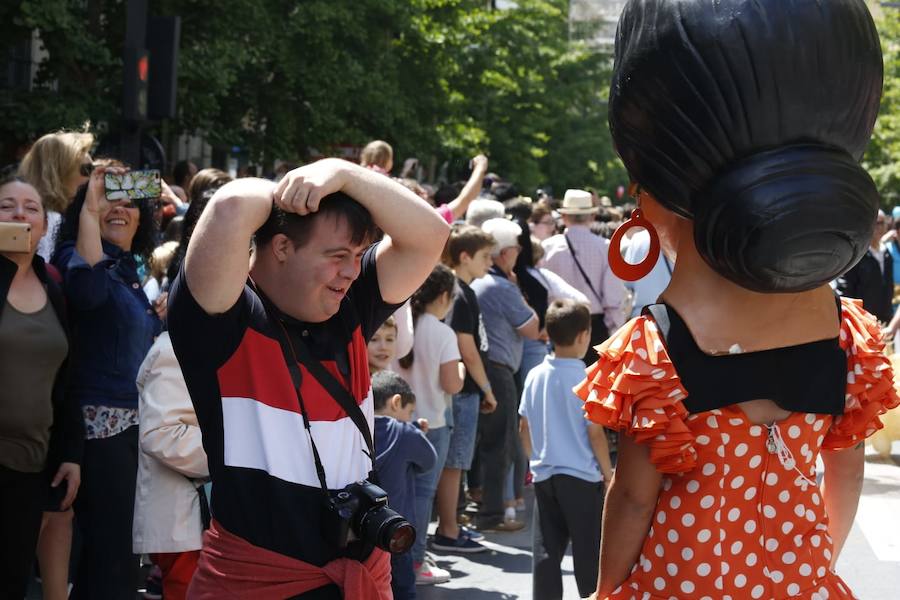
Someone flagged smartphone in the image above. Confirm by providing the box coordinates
[0,222,31,252]
[105,169,162,201]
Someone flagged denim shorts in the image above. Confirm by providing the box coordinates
[444,392,481,470]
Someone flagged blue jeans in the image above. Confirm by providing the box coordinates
[412,426,450,563]
[390,552,416,599]
[445,393,480,470]
[516,339,549,391]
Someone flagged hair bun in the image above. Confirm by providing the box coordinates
[693,144,879,292]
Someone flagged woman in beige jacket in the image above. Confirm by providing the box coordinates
[133,331,208,600]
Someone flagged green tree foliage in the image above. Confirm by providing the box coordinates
[0,0,626,194]
[866,7,900,206]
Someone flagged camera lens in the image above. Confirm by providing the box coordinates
[360,507,416,554]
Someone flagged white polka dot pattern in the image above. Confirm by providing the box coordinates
[610,406,855,599]
[577,300,894,599]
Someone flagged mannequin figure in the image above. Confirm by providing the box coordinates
[579,1,900,598]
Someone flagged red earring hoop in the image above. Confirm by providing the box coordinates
[608,208,661,281]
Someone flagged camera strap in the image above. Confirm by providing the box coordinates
[252,281,376,495]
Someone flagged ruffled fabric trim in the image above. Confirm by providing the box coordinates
[824,298,900,450]
[574,316,696,474]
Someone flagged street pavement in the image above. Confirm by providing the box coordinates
[419,443,900,600]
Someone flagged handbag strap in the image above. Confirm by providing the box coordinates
[564,233,604,305]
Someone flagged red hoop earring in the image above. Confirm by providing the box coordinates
[608,208,661,281]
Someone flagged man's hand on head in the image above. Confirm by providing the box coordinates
[273,159,350,216]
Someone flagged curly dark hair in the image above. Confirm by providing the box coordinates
[398,263,457,369]
[54,182,158,261]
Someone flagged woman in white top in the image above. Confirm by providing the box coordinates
[396,264,466,576]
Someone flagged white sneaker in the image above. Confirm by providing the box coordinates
[415,558,451,585]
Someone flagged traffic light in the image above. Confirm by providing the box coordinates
[123,47,149,121]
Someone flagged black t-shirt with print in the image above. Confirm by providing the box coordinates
[447,278,490,395]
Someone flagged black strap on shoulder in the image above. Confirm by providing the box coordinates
[642,303,671,340]
[251,280,376,493]
[564,233,604,306]
[287,331,376,463]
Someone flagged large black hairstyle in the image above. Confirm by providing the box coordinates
[609,0,884,292]
[55,182,158,261]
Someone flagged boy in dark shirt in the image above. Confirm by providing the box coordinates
[372,371,437,599]
[430,225,499,550]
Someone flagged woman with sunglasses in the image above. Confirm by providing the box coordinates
[17,131,95,263]
[53,165,161,599]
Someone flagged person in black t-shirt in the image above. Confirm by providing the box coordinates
[430,224,497,552]
[166,159,449,599]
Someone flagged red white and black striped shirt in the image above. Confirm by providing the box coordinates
[168,244,400,566]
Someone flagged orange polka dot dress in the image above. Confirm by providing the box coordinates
[575,298,900,600]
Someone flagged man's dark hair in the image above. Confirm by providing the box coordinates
[504,197,532,222]
[434,182,464,205]
[491,181,518,202]
[372,370,416,410]
[254,192,378,250]
[545,299,591,347]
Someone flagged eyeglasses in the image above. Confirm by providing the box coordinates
[79,162,95,177]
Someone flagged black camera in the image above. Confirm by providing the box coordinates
[325,480,416,555]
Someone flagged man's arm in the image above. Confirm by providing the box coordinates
[446,154,488,220]
[517,313,541,340]
[457,332,496,412]
[276,159,450,305]
[183,177,276,314]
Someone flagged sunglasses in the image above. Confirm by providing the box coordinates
[79,162,95,177]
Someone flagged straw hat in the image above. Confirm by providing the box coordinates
[558,189,598,215]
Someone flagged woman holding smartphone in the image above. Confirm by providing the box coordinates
[0,175,82,599]
[53,165,161,600]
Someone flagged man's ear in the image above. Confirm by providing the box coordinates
[459,251,472,266]
[389,394,404,412]
[270,233,293,262]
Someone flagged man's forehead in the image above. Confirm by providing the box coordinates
[309,212,372,251]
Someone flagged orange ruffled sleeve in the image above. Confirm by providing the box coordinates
[574,316,697,474]
[823,298,900,450]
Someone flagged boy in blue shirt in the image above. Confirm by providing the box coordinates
[519,299,613,600]
[372,370,437,599]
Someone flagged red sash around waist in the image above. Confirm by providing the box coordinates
[186,519,392,599]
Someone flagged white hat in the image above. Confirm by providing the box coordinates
[558,189,598,215]
[482,218,522,252]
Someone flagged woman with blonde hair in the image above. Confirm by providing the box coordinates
[18,131,94,261]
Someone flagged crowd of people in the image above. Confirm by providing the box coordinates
[4,1,900,600]
[0,125,649,599]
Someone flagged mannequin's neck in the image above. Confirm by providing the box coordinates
[660,231,837,354]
